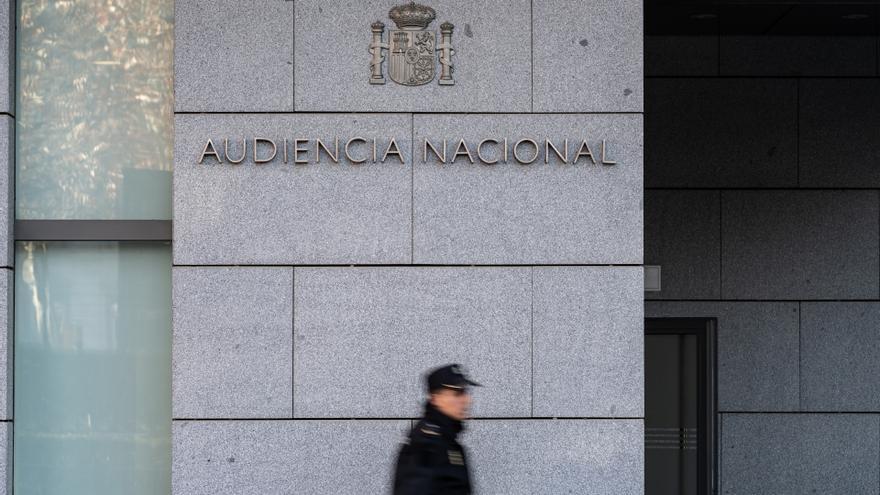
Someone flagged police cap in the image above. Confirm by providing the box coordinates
[425,363,482,393]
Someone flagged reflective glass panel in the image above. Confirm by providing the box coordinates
[16,1,173,219]
[645,334,699,495]
[14,241,171,494]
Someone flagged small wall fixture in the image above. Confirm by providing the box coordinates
[645,265,661,292]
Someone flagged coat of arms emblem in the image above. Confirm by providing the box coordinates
[369,2,455,86]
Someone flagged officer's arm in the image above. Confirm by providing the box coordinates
[394,432,445,495]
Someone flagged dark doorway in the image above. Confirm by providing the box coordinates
[645,318,717,495]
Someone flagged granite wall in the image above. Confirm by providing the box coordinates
[646,33,880,494]
[171,1,644,494]
[0,0,874,493]
[0,0,11,493]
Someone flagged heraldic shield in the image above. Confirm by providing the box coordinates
[369,2,455,87]
[388,30,436,86]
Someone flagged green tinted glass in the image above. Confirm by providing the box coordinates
[14,241,171,494]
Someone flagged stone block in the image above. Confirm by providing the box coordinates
[0,270,8,420]
[294,0,531,112]
[174,0,294,111]
[646,35,718,77]
[801,302,880,411]
[720,35,876,77]
[173,267,293,418]
[173,113,411,265]
[464,419,643,494]
[645,301,799,411]
[799,79,880,187]
[722,190,879,299]
[646,78,797,188]
[172,419,408,494]
[0,423,8,495]
[645,190,720,299]
[533,266,643,417]
[293,267,531,418]
[0,117,10,269]
[0,0,11,114]
[721,413,879,494]
[533,0,643,112]
[413,113,643,264]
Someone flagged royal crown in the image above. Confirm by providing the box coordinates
[389,2,436,30]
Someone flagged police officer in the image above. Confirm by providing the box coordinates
[392,363,481,495]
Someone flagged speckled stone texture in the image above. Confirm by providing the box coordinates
[293,267,531,418]
[646,35,718,77]
[533,267,643,417]
[722,190,879,300]
[172,267,293,419]
[645,302,799,412]
[294,0,531,112]
[799,79,880,187]
[463,419,643,494]
[533,0,643,112]
[0,423,8,495]
[0,117,10,269]
[646,78,797,188]
[174,0,293,112]
[0,0,11,115]
[170,2,649,492]
[720,36,876,76]
[173,114,411,265]
[172,419,409,495]
[0,270,9,420]
[801,302,880,411]
[645,190,720,300]
[413,114,643,264]
[721,414,880,494]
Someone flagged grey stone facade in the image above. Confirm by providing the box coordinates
[172,0,643,493]
[0,0,873,493]
[173,113,413,265]
[173,267,294,418]
[292,267,533,419]
[295,0,532,112]
[647,34,880,494]
[175,0,294,112]
[0,0,10,493]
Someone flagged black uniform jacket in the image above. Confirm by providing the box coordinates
[392,401,473,495]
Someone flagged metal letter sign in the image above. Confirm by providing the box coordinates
[370,2,455,86]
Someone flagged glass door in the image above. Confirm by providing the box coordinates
[645,318,717,495]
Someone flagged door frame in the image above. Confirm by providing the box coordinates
[645,317,718,495]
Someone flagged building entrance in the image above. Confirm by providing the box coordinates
[645,318,717,495]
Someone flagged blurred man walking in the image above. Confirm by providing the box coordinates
[392,364,481,495]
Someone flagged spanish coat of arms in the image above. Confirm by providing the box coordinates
[369,2,455,86]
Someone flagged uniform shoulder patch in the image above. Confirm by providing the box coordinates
[419,422,441,436]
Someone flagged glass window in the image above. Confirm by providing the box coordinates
[645,334,698,494]
[16,1,173,219]
[14,241,171,494]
